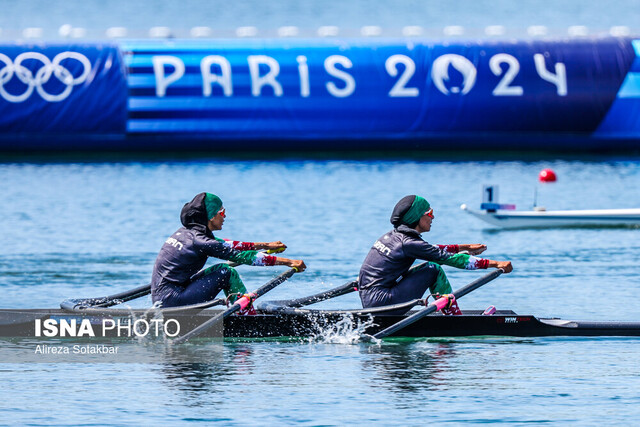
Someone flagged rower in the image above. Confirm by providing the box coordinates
[151,192,306,311]
[358,195,512,315]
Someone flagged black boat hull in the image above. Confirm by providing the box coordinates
[1,309,639,339]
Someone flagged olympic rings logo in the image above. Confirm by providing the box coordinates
[0,51,92,103]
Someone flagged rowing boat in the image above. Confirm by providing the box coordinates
[4,268,634,342]
[461,204,640,229]
[1,308,639,339]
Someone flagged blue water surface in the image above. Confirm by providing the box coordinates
[1,0,638,38]
[0,159,639,425]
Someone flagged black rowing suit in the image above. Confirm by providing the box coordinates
[358,225,488,313]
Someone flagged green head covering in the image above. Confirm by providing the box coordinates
[400,196,431,226]
[204,193,223,220]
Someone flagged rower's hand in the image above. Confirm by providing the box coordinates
[265,241,287,253]
[288,259,306,272]
[496,261,513,273]
[465,244,487,255]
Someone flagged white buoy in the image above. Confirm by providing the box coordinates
[443,26,464,36]
[485,25,505,36]
[191,27,212,38]
[59,24,72,38]
[402,26,423,37]
[236,26,258,37]
[278,26,299,37]
[149,26,172,38]
[23,27,44,38]
[568,26,588,37]
[106,27,127,38]
[317,26,339,37]
[318,25,340,37]
[527,26,547,37]
[610,26,630,37]
[361,26,382,37]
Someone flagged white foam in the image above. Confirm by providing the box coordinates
[308,313,379,344]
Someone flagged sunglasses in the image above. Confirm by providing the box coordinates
[217,208,226,218]
[424,208,434,219]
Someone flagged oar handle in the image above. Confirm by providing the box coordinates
[369,268,503,340]
[266,248,285,254]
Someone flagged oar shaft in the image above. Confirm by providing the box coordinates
[60,284,152,311]
[452,268,503,299]
[173,268,297,344]
[63,258,259,312]
[273,280,358,308]
[252,268,297,298]
[371,302,439,339]
[371,269,503,339]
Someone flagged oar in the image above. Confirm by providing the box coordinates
[172,267,298,344]
[363,269,504,341]
[261,279,359,310]
[60,283,152,311]
[61,250,273,312]
[261,261,435,312]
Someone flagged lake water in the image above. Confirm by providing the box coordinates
[0,158,639,425]
[0,0,638,39]
[1,0,640,423]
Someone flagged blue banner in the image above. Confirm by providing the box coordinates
[123,38,635,141]
[0,44,126,133]
[0,38,639,150]
[594,39,640,139]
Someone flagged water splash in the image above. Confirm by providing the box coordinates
[308,313,380,345]
[121,301,175,345]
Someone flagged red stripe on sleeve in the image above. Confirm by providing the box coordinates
[438,244,459,253]
[239,241,256,250]
[223,239,256,250]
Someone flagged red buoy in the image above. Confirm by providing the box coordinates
[539,168,557,182]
